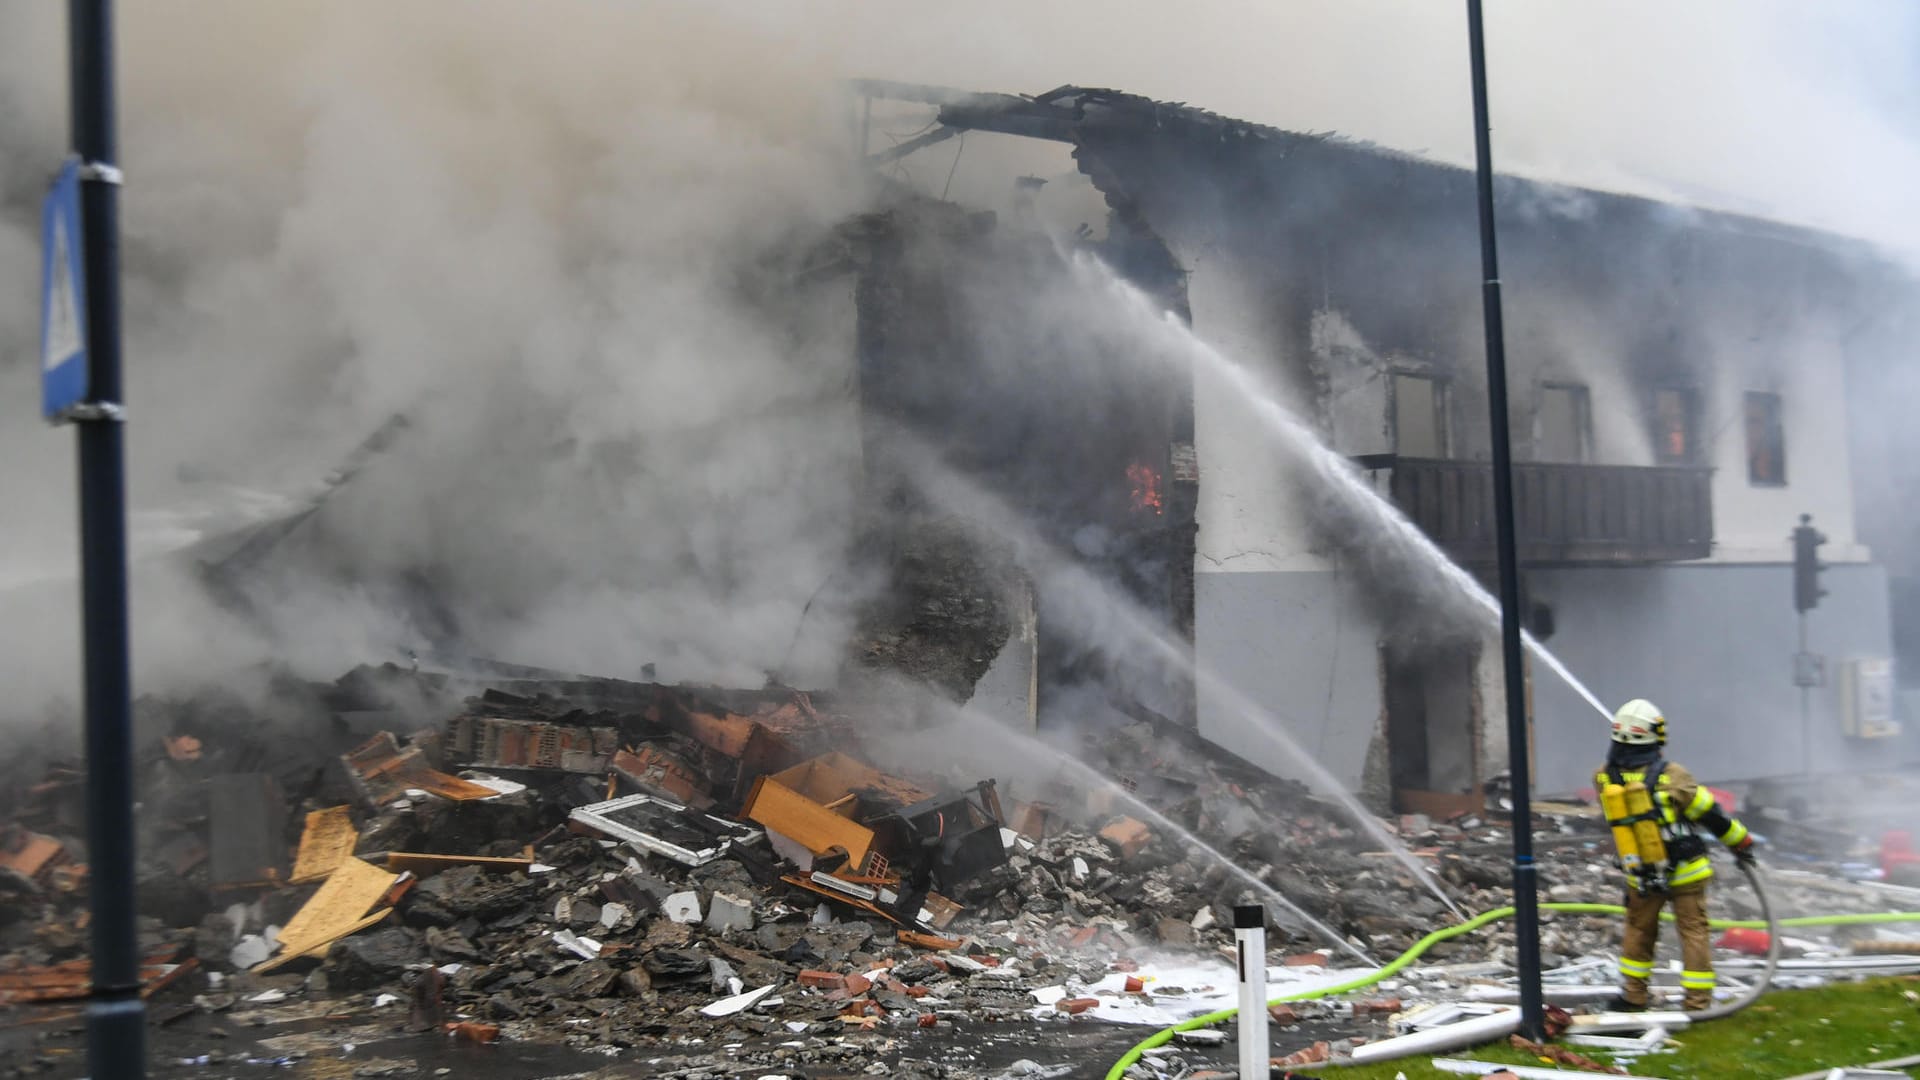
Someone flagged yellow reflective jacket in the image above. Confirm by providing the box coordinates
[1594,759,1748,891]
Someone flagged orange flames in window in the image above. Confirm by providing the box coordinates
[1127,462,1164,515]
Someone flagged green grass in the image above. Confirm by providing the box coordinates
[1286,978,1920,1079]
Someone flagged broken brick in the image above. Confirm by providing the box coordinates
[1055,997,1100,1015]
[797,970,845,990]
[1097,817,1152,859]
[1272,1041,1331,1066]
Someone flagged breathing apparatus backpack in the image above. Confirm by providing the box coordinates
[1601,761,1670,891]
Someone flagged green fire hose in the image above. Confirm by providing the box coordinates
[1103,868,1920,1080]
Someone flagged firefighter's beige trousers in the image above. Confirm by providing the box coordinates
[1619,884,1714,1010]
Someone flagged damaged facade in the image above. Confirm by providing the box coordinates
[858,81,1920,802]
[163,80,1920,808]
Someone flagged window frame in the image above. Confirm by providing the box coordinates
[1390,370,1452,459]
[1651,386,1701,466]
[1744,390,1787,487]
[1535,380,1595,464]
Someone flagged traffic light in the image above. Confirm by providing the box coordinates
[1793,513,1827,613]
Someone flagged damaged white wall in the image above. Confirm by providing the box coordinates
[1179,188,1905,797]
[1184,250,1386,796]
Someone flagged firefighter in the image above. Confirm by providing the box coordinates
[1597,698,1754,1012]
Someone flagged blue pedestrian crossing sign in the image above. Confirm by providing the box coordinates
[41,158,88,421]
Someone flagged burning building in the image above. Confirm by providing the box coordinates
[856,81,1920,804]
[44,77,1920,813]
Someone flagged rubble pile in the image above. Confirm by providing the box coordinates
[3,665,1918,1077]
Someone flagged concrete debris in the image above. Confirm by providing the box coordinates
[700,983,777,1017]
[1173,1028,1227,1045]
[663,890,704,924]
[227,934,275,970]
[705,891,755,934]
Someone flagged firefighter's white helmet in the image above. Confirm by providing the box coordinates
[1611,699,1667,745]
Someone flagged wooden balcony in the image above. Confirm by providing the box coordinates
[1381,457,1714,566]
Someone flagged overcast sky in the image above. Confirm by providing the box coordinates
[835,1,1920,251]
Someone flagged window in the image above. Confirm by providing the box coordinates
[1745,391,1786,485]
[1536,382,1593,463]
[1653,388,1699,465]
[1392,373,1448,458]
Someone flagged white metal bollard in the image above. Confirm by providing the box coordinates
[1235,904,1268,1079]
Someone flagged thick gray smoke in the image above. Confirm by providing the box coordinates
[0,4,873,710]
[1,2,1915,720]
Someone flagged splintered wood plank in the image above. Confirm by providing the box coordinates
[256,856,396,971]
[288,806,359,884]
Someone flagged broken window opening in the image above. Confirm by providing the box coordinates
[1382,639,1480,815]
[1746,390,1787,486]
[1535,381,1593,464]
[1391,372,1449,459]
[1652,387,1699,465]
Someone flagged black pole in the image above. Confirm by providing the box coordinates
[1798,611,1811,775]
[1464,0,1545,1041]
[68,1,144,1076]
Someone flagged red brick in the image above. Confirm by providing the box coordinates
[1268,1003,1299,1026]
[1066,927,1099,948]
[917,1012,938,1028]
[906,985,929,998]
[798,970,845,990]
[1055,997,1100,1015]
[843,973,872,996]
[1282,951,1329,967]
[1098,818,1152,859]
[1273,1041,1331,1066]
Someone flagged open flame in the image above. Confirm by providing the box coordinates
[1127,461,1164,515]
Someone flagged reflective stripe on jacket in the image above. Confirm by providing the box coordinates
[1594,760,1747,889]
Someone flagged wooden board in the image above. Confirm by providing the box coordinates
[288,806,359,884]
[742,777,874,868]
[255,855,397,971]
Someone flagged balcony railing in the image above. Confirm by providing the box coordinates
[1380,457,1714,565]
